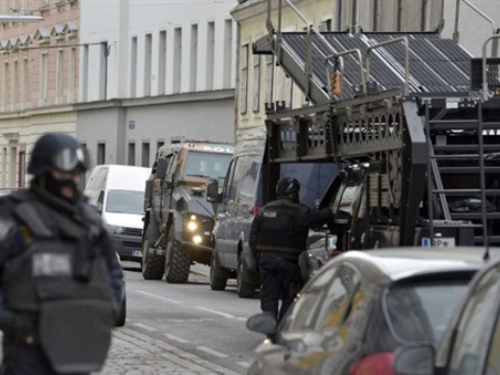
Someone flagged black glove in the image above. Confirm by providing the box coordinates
[0,311,37,343]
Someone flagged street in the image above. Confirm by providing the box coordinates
[100,262,263,375]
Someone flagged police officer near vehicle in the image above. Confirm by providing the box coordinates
[0,133,124,375]
[249,177,335,322]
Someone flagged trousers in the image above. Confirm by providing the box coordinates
[258,255,301,322]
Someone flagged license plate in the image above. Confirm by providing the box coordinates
[132,251,142,257]
[422,237,456,248]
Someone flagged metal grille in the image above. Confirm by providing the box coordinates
[471,58,500,91]
[123,228,142,236]
[122,241,141,248]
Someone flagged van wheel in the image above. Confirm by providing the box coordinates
[210,251,228,291]
[237,257,255,298]
[165,227,191,284]
[141,229,165,280]
[115,294,126,327]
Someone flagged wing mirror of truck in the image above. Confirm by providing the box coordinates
[206,179,221,203]
[157,157,169,180]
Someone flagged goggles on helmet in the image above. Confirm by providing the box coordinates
[52,147,90,173]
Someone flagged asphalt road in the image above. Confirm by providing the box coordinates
[112,261,264,375]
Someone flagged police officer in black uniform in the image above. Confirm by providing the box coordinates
[249,177,334,322]
[0,133,124,375]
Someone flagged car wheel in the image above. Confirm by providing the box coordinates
[141,228,165,280]
[237,257,256,298]
[164,227,191,284]
[115,294,126,327]
[210,251,228,291]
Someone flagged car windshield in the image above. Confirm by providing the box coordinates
[184,151,232,179]
[106,190,144,215]
[385,278,471,343]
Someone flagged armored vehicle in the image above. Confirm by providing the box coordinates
[141,139,234,283]
[247,0,500,251]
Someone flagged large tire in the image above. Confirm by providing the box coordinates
[237,257,256,298]
[209,251,228,291]
[141,229,165,280]
[115,294,126,327]
[164,227,191,284]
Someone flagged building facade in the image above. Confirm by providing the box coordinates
[0,0,80,188]
[232,0,497,132]
[77,0,237,171]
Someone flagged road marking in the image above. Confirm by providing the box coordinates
[133,323,157,332]
[195,306,236,319]
[197,346,229,358]
[134,290,183,304]
[237,362,250,368]
[164,333,190,344]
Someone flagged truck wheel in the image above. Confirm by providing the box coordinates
[115,294,126,327]
[141,230,165,280]
[237,257,255,298]
[165,228,191,284]
[210,251,228,291]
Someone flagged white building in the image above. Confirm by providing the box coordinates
[77,0,237,170]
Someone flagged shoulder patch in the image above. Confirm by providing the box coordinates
[263,211,278,218]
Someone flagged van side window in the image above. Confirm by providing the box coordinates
[91,168,108,190]
[232,156,260,209]
[223,159,237,203]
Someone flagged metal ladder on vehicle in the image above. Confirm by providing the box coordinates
[424,100,500,247]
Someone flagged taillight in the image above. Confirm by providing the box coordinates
[329,250,342,259]
[350,352,395,375]
[253,205,261,215]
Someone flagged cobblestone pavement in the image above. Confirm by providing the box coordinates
[97,328,241,375]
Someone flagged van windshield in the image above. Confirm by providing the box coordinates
[184,151,232,179]
[106,190,144,215]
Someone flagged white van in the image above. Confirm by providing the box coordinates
[84,165,151,263]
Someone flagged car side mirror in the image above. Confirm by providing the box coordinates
[206,179,221,203]
[246,313,277,336]
[157,158,168,180]
[393,343,435,375]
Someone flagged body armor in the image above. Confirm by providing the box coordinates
[0,190,114,374]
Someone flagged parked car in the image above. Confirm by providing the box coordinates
[393,250,500,375]
[246,248,489,375]
[84,165,151,264]
[207,125,338,298]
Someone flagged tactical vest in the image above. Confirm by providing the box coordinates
[256,200,305,261]
[0,190,115,374]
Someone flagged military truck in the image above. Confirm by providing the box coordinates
[141,139,234,283]
[233,0,500,252]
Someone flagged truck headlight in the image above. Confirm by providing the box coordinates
[187,221,198,231]
[193,235,202,244]
[107,226,125,234]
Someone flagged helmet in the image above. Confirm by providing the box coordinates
[27,133,90,176]
[276,177,300,197]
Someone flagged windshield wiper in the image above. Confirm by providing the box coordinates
[186,174,210,178]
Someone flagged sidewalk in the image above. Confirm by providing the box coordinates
[98,328,241,375]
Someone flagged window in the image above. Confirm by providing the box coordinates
[158,31,167,95]
[184,151,232,180]
[397,0,404,31]
[142,142,150,167]
[1,147,6,188]
[352,0,358,32]
[128,142,135,166]
[223,20,233,89]
[130,37,138,97]
[206,22,215,91]
[68,47,76,103]
[421,0,429,31]
[82,44,89,101]
[97,143,106,165]
[39,54,48,105]
[336,0,343,31]
[252,55,261,113]
[22,57,27,109]
[173,28,182,94]
[18,148,25,188]
[240,44,249,115]
[12,60,18,110]
[449,266,500,375]
[3,61,9,109]
[106,190,144,215]
[56,49,63,104]
[144,34,152,96]
[281,265,339,331]
[373,0,380,31]
[156,141,164,152]
[9,146,16,188]
[222,158,238,203]
[99,42,108,100]
[232,156,260,209]
[265,55,274,105]
[190,24,198,92]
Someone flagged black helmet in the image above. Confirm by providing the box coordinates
[276,177,300,197]
[28,133,90,176]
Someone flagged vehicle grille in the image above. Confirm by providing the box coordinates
[123,228,142,236]
[122,241,141,248]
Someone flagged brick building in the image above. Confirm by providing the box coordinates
[0,0,79,189]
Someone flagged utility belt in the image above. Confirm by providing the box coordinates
[258,250,300,263]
